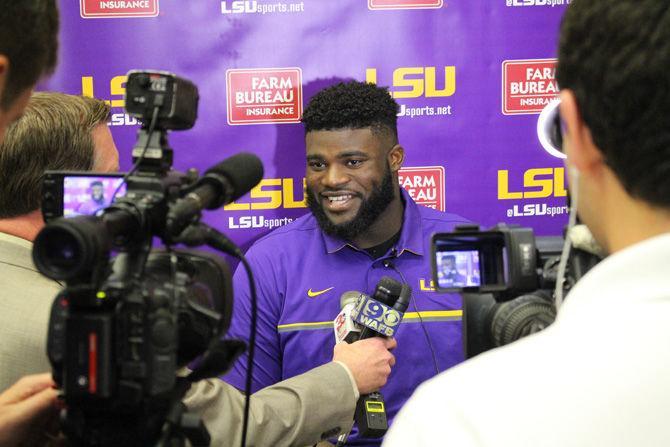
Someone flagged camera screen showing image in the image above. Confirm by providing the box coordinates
[42,172,126,222]
[432,231,510,293]
[63,175,126,216]
[435,249,482,288]
[431,225,541,295]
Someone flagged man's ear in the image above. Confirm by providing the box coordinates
[0,55,9,102]
[559,89,604,173]
[388,144,405,173]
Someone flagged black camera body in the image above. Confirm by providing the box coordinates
[33,71,237,446]
[432,223,602,357]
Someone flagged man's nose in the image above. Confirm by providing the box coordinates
[322,165,349,188]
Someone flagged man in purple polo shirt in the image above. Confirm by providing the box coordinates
[224,80,469,446]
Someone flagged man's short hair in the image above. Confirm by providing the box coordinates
[555,0,670,208]
[0,0,59,109]
[302,80,399,144]
[0,92,110,218]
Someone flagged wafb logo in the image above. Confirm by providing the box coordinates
[353,296,402,337]
[369,0,443,10]
[366,67,456,99]
[80,0,159,18]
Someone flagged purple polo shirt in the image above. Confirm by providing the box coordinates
[223,189,469,446]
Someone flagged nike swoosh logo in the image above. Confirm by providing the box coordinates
[307,287,334,298]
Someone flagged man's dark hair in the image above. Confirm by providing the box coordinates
[0,0,59,109]
[302,81,399,143]
[0,92,110,218]
[556,0,670,208]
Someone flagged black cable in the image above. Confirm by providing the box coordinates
[109,105,161,204]
[234,254,257,447]
[175,224,256,447]
[388,264,440,375]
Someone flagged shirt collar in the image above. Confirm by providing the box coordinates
[558,232,670,319]
[322,188,424,256]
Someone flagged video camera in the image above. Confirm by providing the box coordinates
[32,71,263,446]
[431,223,602,357]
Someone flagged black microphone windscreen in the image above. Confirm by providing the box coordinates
[375,276,403,305]
[206,152,264,202]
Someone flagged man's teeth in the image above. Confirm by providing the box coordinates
[328,195,352,203]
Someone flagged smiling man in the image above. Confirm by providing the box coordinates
[224,80,470,446]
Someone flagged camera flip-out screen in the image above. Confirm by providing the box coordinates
[431,231,509,293]
[42,171,126,222]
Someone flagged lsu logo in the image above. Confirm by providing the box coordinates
[398,166,445,211]
[507,0,570,6]
[419,279,436,292]
[498,168,567,199]
[80,0,159,18]
[81,75,141,126]
[502,59,558,115]
[221,1,257,13]
[226,68,302,125]
[369,0,443,9]
[224,178,306,211]
[366,67,456,99]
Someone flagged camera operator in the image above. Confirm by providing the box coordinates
[0,3,61,446]
[0,92,118,392]
[384,1,670,446]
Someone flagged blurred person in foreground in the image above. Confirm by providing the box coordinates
[385,1,670,445]
[0,2,60,445]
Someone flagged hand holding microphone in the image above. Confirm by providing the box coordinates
[332,337,397,395]
[332,277,411,440]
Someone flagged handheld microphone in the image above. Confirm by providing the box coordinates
[334,291,363,344]
[354,277,410,340]
[165,152,264,237]
[352,277,411,439]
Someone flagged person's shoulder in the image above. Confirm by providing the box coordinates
[415,204,472,230]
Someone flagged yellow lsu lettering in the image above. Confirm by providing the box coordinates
[224,178,306,211]
[366,67,456,99]
[419,279,436,292]
[498,168,567,200]
[81,75,127,108]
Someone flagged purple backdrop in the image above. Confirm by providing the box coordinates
[46,0,570,251]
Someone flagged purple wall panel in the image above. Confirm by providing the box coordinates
[46,0,571,249]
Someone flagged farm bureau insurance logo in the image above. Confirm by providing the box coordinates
[502,58,558,115]
[369,0,443,10]
[226,68,302,125]
[398,166,445,211]
[80,0,158,18]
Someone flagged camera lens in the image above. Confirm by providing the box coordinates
[33,216,110,280]
[42,231,81,270]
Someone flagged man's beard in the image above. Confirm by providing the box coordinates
[306,164,396,241]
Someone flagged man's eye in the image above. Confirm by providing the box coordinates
[308,161,325,170]
[346,159,363,167]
